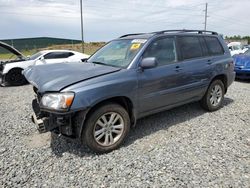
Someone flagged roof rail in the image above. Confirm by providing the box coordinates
[119,33,147,38]
[119,30,218,38]
[155,29,218,35]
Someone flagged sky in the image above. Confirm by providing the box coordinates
[0,0,250,41]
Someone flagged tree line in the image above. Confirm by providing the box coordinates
[225,36,250,44]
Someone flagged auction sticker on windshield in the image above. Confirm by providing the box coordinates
[130,43,141,50]
[131,39,147,43]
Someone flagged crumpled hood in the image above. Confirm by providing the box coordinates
[233,54,250,68]
[23,62,121,93]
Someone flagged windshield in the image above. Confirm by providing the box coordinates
[232,45,242,50]
[29,52,43,60]
[88,39,146,68]
[244,49,250,55]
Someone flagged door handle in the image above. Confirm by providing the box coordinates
[175,66,182,72]
[207,59,212,65]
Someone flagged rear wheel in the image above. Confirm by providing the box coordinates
[200,80,225,111]
[82,103,130,153]
[5,69,27,86]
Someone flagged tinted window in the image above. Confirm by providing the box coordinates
[143,37,177,66]
[44,52,74,59]
[204,37,224,55]
[178,36,203,60]
[199,37,209,56]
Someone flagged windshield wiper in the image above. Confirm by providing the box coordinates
[91,61,109,66]
[91,61,122,68]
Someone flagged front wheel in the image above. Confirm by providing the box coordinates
[200,80,225,111]
[82,103,130,153]
[5,69,27,86]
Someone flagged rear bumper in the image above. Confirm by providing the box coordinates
[227,71,236,87]
[235,68,250,79]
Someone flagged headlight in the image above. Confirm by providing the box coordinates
[41,92,74,111]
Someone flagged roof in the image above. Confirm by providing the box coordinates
[40,49,81,53]
[38,50,89,56]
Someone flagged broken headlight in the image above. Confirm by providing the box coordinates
[41,92,74,111]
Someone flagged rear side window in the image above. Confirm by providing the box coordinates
[44,52,74,59]
[143,37,177,66]
[178,36,203,60]
[204,37,224,55]
[199,37,209,56]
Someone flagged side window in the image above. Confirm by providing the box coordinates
[143,37,177,66]
[64,52,74,58]
[199,37,209,56]
[204,37,224,55]
[178,36,203,60]
[44,52,74,59]
[44,52,56,59]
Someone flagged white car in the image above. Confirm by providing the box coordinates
[228,42,248,56]
[0,46,89,86]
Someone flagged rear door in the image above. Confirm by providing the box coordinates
[175,35,212,101]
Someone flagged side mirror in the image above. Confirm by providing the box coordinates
[140,57,158,69]
[81,58,88,62]
[39,56,45,61]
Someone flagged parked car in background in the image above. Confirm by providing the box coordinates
[0,49,89,86]
[24,30,235,153]
[233,49,250,79]
[228,42,248,56]
[243,45,250,50]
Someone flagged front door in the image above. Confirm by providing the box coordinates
[137,36,184,116]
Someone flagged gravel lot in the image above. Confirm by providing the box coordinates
[0,81,249,187]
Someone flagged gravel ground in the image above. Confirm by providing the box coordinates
[0,81,249,187]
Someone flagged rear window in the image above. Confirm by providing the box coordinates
[204,37,224,55]
[178,36,203,60]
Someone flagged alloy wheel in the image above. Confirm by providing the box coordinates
[93,112,124,146]
[209,84,223,106]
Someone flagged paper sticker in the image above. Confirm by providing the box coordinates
[130,43,141,50]
[131,39,147,43]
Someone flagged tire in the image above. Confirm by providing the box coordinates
[200,80,225,111]
[82,103,130,153]
[5,69,27,86]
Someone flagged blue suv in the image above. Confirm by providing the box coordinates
[24,30,235,153]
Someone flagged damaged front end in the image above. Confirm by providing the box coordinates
[31,87,86,138]
[0,41,27,85]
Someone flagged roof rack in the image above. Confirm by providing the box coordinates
[119,29,218,38]
[155,29,218,35]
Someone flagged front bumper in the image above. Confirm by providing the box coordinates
[234,68,250,79]
[31,98,81,137]
[0,72,5,86]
